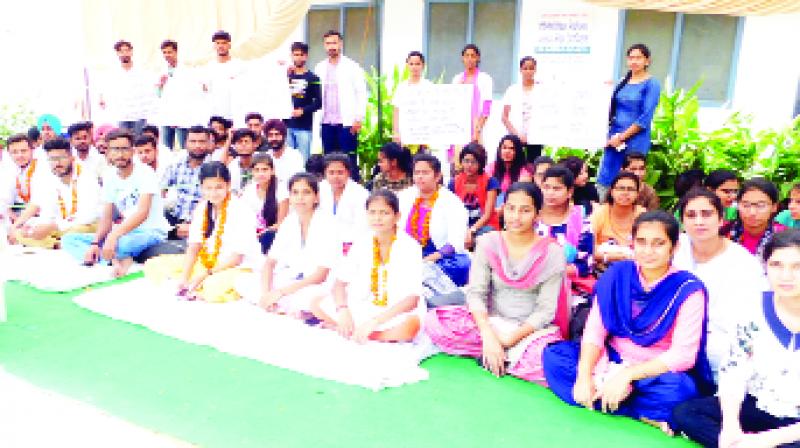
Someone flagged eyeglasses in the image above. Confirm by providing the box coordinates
[613,186,638,193]
[739,201,771,212]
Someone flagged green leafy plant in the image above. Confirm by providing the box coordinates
[0,103,35,145]
[357,66,406,180]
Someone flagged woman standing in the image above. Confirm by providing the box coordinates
[502,56,542,163]
[543,211,710,430]
[450,44,493,170]
[310,190,423,343]
[426,182,567,383]
[392,51,433,145]
[672,229,800,447]
[597,44,661,200]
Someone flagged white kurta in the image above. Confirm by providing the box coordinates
[397,185,469,253]
[156,64,207,128]
[30,167,101,230]
[187,196,260,268]
[319,231,424,330]
[318,179,369,249]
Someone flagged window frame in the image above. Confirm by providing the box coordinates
[422,0,522,96]
[304,2,376,67]
[616,10,745,107]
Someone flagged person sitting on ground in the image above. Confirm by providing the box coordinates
[371,142,412,192]
[240,153,288,254]
[488,134,533,197]
[264,119,304,190]
[253,173,339,315]
[536,166,594,279]
[590,171,646,272]
[208,116,232,163]
[672,187,768,384]
[319,152,369,256]
[672,229,800,448]
[543,210,711,432]
[449,143,500,250]
[731,178,786,257]
[774,182,800,229]
[703,169,740,236]
[399,153,470,295]
[134,135,169,183]
[673,169,705,218]
[531,155,554,189]
[560,155,598,216]
[144,162,257,302]
[310,189,423,343]
[228,128,257,194]
[162,125,211,241]
[62,129,168,277]
[304,154,325,180]
[622,152,659,211]
[9,138,100,248]
[67,121,106,183]
[140,124,175,173]
[426,182,567,384]
[1,133,48,224]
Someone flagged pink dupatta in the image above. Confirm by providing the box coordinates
[483,232,571,338]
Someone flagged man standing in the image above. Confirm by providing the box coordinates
[287,42,321,162]
[264,119,304,192]
[313,31,367,177]
[206,31,243,121]
[98,40,155,136]
[9,138,100,249]
[162,126,210,240]
[62,129,168,277]
[68,122,106,182]
[156,39,204,151]
[245,112,269,152]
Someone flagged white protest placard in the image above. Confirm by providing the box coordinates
[399,84,472,146]
[529,10,611,149]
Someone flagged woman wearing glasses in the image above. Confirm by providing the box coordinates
[590,172,645,273]
[731,178,786,257]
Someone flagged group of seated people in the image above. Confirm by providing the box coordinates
[2,118,800,447]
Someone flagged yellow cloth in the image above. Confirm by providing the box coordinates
[143,254,250,303]
[14,223,97,249]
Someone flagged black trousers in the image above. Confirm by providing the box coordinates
[672,395,800,447]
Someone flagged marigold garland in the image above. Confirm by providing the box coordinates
[16,159,36,203]
[410,188,439,247]
[198,194,230,270]
[371,235,396,306]
[57,165,81,220]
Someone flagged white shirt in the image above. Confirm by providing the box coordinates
[205,59,245,119]
[673,233,770,380]
[269,209,339,279]
[31,166,101,230]
[392,78,434,109]
[0,159,48,210]
[156,64,207,128]
[451,70,493,114]
[188,196,259,267]
[101,162,169,233]
[398,186,469,253]
[240,180,288,222]
[74,147,107,184]
[269,147,304,194]
[318,179,369,247]
[102,66,157,121]
[502,83,538,142]
[228,159,254,194]
[313,55,367,127]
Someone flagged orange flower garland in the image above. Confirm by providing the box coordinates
[371,235,396,306]
[16,159,36,203]
[198,194,230,271]
[57,165,81,220]
[410,188,439,247]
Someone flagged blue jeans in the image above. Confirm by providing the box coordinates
[62,228,166,262]
[287,128,312,162]
[320,123,359,180]
[161,126,188,150]
[119,120,146,136]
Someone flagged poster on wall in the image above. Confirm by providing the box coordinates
[529,10,612,150]
[398,84,472,146]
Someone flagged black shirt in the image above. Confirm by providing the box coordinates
[287,70,322,131]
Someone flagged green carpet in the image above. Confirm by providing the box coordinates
[0,280,697,448]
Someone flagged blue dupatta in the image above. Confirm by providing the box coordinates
[594,260,713,388]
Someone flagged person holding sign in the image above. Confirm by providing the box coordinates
[502,56,542,163]
[597,44,661,201]
[451,44,493,170]
[392,51,433,145]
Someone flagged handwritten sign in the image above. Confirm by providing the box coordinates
[398,84,472,146]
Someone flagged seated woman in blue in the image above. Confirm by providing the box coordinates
[672,229,800,448]
[596,44,661,200]
[543,210,710,430]
[399,153,470,296]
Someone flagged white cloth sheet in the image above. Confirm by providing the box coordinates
[73,278,431,390]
